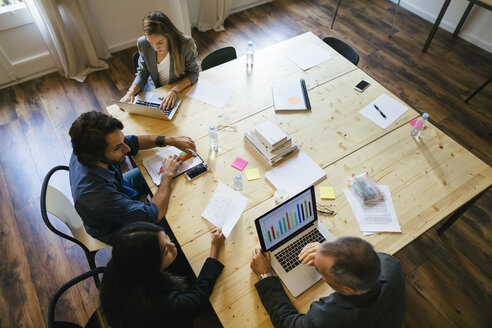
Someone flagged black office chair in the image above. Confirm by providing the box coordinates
[201,46,237,71]
[48,267,108,328]
[132,51,140,72]
[41,166,109,288]
[322,37,359,66]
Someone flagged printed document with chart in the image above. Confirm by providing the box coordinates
[343,185,401,235]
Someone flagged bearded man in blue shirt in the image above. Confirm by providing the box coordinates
[69,111,195,245]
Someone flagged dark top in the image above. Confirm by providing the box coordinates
[69,135,158,244]
[111,257,224,328]
[255,253,406,328]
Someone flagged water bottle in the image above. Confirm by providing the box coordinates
[233,173,243,194]
[209,125,218,151]
[246,41,254,68]
[410,113,429,138]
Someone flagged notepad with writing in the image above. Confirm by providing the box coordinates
[272,79,311,111]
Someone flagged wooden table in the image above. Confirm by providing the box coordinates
[107,32,492,327]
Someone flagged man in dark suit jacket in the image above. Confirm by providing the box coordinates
[250,236,407,327]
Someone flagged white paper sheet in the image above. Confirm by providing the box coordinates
[201,182,248,237]
[343,185,401,234]
[359,93,409,129]
[186,79,235,107]
[265,151,326,197]
[288,43,333,71]
[142,147,203,186]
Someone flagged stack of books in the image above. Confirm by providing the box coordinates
[244,120,298,165]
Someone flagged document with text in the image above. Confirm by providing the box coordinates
[344,185,401,235]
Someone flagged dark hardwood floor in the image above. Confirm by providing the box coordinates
[0,0,490,327]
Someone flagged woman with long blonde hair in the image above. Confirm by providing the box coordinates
[121,11,199,110]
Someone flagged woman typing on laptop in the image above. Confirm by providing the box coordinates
[120,11,199,110]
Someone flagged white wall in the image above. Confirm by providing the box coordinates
[391,0,492,53]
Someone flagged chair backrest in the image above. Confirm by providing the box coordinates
[201,46,237,71]
[322,37,359,66]
[132,51,140,72]
[48,267,108,328]
[41,166,108,252]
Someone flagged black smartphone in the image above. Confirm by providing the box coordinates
[354,80,371,92]
[185,163,209,180]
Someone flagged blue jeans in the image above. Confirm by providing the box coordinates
[122,168,150,200]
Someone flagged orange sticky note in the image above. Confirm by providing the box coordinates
[287,96,301,105]
[320,186,335,200]
[179,151,193,161]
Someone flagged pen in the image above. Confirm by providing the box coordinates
[373,104,387,119]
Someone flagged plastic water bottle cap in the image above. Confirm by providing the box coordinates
[209,125,216,130]
[248,41,253,46]
[422,113,429,119]
[235,174,241,180]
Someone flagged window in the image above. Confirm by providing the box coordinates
[0,0,24,14]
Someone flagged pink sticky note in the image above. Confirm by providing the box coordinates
[410,119,426,129]
[231,157,248,171]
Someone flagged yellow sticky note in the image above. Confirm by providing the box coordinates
[320,186,335,199]
[245,168,261,181]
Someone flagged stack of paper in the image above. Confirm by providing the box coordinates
[244,120,298,165]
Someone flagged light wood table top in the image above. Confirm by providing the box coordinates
[106,33,492,327]
[107,31,357,141]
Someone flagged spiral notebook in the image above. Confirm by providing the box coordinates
[272,79,311,111]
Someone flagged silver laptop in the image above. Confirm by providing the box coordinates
[255,185,333,297]
[112,91,183,120]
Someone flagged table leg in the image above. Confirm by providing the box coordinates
[454,1,475,36]
[465,77,492,103]
[437,186,490,235]
[422,0,451,53]
[331,0,343,29]
[389,0,401,37]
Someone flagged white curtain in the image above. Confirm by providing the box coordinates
[198,0,232,32]
[24,0,111,82]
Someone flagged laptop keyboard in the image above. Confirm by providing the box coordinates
[135,100,173,116]
[274,229,326,273]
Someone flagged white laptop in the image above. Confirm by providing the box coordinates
[255,185,334,297]
[112,91,183,120]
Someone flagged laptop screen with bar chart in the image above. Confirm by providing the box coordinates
[256,186,317,251]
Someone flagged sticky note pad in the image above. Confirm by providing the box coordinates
[287,96,301,105]
[179,151,193,161]
[231,157,248,171]
[320,186,335,199]
[245,168,261,181]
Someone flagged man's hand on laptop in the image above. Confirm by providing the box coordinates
[298,242,320,266]
[251,248,272,275]
[165,136,196,153]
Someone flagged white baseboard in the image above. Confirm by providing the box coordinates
[230,0,272,15]
[393,0,492,53]
[108,39,138,53]
[0,67,58,89]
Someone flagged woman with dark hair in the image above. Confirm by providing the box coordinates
[100,222,225,328]
[120,11,200,110]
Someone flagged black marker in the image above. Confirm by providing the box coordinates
[373,104,386,119]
